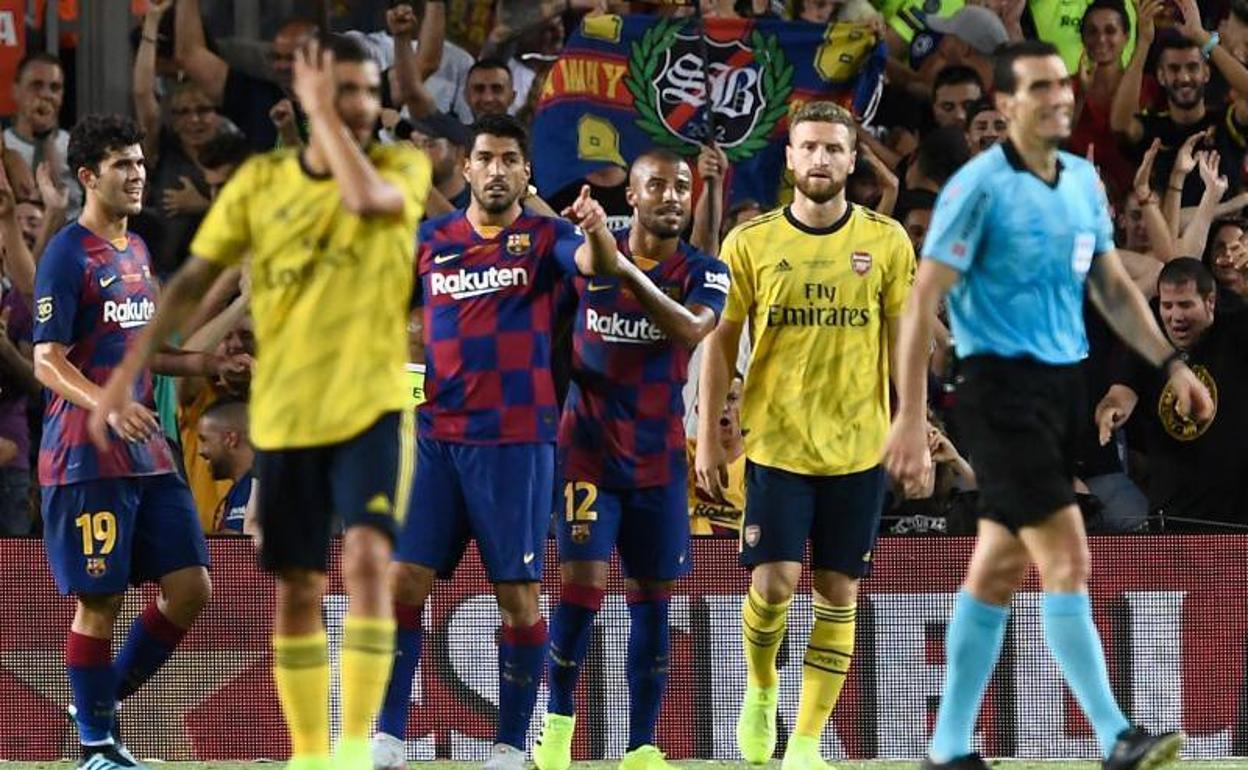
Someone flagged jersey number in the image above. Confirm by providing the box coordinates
[75,511,118,556]
[564,482,598,522]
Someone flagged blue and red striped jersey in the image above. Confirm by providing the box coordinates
[415,210,584,444]
[33,223,175,486]
[559,235,730,488]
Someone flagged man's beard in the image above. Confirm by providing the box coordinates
[473,184,522,213]
[795,174,844,204]
[1168,82,1206,109]
[640,209,688,239]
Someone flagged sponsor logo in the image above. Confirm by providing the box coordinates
[506,233,531,256]
[366,494,392,515]
[586,308,666,344]
[766,304,869,328]
[430,266,529,300]
[703,271,730,293]
[35,296,52,324]
[99,274,119,288]
[433,252,462,265]
[851,251,872,275]
[103,298,156,329]
[522,552,536,565]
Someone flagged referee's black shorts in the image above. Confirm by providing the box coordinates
[954,355,1085,531]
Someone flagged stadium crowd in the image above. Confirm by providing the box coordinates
[0,0,1244,548]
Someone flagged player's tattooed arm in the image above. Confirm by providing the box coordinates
[617,260,717,348]
[88,256,224,449]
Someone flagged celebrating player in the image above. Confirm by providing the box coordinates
[374,113,618,770]
[34,115,211,770]
[531,149,730,770]
[883,41,1205,770]
[695,101,916,770]
[91,37,431,770]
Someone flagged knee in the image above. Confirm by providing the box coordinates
[965,550,1028,606]
[167,569,212,617]
[277,570,326,615]
[812,572,858,607]
[389,561,434,606]
[751,564,800,604]
[563,561,609,592]
[497,584,542,628]
[1036,546,1091,593]
[78,592,125,620]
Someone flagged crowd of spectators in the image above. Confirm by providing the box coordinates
[0,0,1245,539]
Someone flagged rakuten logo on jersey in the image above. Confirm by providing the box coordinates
[103,298,156,329]
[586,308,665,344]
[430,266,528,300]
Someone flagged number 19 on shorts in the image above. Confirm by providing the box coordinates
[74,511,118,556]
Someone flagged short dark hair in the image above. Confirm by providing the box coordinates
[895,189,938,223]
[468,113,529,160]
[1080,0,1129,38]
[966,98,998,122]
[632,148,687,171]
[201,397,249,432]
[1155,34,1201,62]
[1202,216,1248,269]
[16,51,61,82]
[327,33,374,65]
[467,57,512,82]
[1158,256,1216,296]
[916,126,971,185]
[1232,0,1248,25]
[933,65,984,95]
[993,40,1061,95]
[68,114,145,177]
[198,132,254,172]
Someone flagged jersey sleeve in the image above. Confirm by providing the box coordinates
[882,226,918,319]
[551,217,587,276]
[32,234,84,345]
[377,144,432,229]
[685,254,731,319]
[1090,167,1116,257]
[190,156,258,268]
[720,228,754,324]
[923,164,991,272]
[412,222,434,307]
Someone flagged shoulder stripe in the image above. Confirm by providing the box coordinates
[733,207,786,234]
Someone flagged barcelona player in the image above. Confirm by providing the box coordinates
[883,41,1199,770]
[373,113,617,770]
[93,38,431,770]
[531,149,729,770]
[695,101,916,770]
[34,115,211,769]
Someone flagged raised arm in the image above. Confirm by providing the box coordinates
[0,164,35,297]
[389,4,437,119]
[296,41,404,216]
[562,186,621,276]
[1174,0,1248,116]
[1111,0,1161,143]
[1133,140,1177,261]
[175,0,228,104]
[134,0,172,162]
[1176,150,1229,258]
[691,144,726,257]
[415,0,446,79]
[32,162,68,265]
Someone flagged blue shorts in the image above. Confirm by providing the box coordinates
[398,439,553,582]
[254,411,414,573]
[43,473,209,596]
[740,462,886,578]
[556,478,691,581]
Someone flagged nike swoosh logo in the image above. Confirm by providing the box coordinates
[99,275,119,288]
[523,552,535,564]
[587,282,613,292]
[434,253,461,265]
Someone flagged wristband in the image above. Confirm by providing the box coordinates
[1202,31,1220,60]
[1160,348,1188,371]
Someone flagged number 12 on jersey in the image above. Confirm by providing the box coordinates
[564,481,598,522]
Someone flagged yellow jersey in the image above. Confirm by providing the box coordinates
[191,145,431,449]
[721,204,915,476]
[685,439,745,534]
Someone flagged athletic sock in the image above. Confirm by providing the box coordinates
[67,631,117,745]
[1042,592,1130,757]
[340,615,397,741]
[113,602,187,701]
[929,590,1009,762]
[546,584,604,717]
[378,601,424,738]
[794,601,855,739]
[741,585,790,689]
[498,619,548,750]
[626,588,671,750]
[272,631,330,758]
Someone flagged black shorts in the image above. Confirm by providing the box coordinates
[740,461,885,578]
[254,411,414,573]
[955,356,1085,531]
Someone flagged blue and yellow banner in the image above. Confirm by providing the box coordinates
[531,14,886,207]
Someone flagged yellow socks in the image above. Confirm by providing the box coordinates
[273,631,330,758]
[741,585,791,689]
[794,602,855,738]
[340,615,397,740]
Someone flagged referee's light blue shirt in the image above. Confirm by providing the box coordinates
[923,141,1115,365]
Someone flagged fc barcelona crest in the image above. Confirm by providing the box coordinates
[86,558,107,578]
[851,251,872,275]
[506,233,531,256]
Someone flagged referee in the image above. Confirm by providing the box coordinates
[696,101,916,770]
[884,41,1209,770]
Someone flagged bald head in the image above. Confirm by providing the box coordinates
[201,398,249,436]
[197,399,252,481]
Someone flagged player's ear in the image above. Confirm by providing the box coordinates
[76,165,96,192]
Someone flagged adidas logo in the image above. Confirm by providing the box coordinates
[776,259,793,273]
[366,493,392,514]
